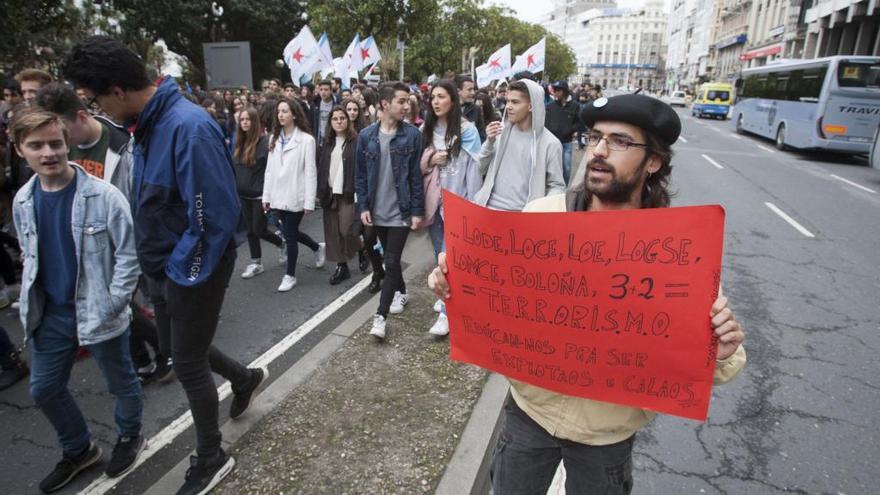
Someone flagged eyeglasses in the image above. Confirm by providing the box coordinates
[86,93,102,110]
[586,132,648,151]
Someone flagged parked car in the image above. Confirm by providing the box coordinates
[871,122,879,170]
[669,91,687,107]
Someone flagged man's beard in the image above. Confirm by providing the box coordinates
[584,156,647,204]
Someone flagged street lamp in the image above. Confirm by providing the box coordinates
[397,17,406,80]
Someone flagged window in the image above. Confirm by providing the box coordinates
[837,62,880,88]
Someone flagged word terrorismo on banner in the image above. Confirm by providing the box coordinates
[443,191,726,420]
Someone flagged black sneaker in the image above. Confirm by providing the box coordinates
[368,270,384,294]
[153,356,175,383]
[105,435,146,478]
[39,442,103,493]
[0,352,29,390]
[358,249,370,273]
[229,366,269,419]
[176,449,235,495]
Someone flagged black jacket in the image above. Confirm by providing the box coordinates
[234,135,270,198]
[545,98,583,143]
[462,102,486,142]
[317,136,356,206]
[310,95,341,141]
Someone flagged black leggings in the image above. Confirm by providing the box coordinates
[277,210,320,277]
[240,197,283,261]
[146,249,250,457]
[375,226,409,317]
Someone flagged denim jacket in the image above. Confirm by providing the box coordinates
[13,164,141,345]
[354,122,425,220]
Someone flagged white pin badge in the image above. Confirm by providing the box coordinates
[593,97,608,108]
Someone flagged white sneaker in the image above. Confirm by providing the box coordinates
[429,313,449,336]
[432,299,443,313]
[279,240,288,264]
[241,263,264,279]
[315,242,326,268]
[370,314,386,339]
[389,291,409,314]
[277,275,297,292]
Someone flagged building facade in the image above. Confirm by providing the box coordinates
[802,0,879,58]
[666,0,720,90]
[575,2,668,90]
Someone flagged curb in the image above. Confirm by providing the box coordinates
[435,373,509,495]
[144,235,437,494]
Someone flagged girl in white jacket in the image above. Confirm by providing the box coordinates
[263,97,326,291]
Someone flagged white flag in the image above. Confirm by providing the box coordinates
[484,44,512,81]
[360,36,382,68]
[475,63,492,89]
[342,34,364,78]
[283,25,321,85]
[511,38,546,74]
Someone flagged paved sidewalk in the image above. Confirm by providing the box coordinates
[216,267,490,494]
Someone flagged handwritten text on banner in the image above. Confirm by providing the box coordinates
[443,191,726,421]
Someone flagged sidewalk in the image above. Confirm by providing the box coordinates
[211,233,497,494]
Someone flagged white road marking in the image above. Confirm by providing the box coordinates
[829,174,877,194]
[77,275,374,495]
[765,202,815,238]
[678,136,688,143]
[701,154,724,169]
[731,134,743,140]
[757,144,776,153]
[709,126,723,133]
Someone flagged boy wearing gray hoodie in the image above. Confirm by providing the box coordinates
[474,79,565,210]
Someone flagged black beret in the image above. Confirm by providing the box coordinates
[579,94,681,146]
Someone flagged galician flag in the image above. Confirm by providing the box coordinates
[475,63,492,89]
[315,32,335,78]
[360,36,382,69]
[511,37,546,74]
[283,25,321,85]
[484,44,512,81]
[342,34,364,78]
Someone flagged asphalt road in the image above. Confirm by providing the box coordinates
[632,109,880,494]
[1,109,878,494]
[0,212,378,495]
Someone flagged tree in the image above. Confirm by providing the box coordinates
[107,0,309,86]
[0,0,111,76]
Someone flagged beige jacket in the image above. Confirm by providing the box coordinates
[510,193,747,445]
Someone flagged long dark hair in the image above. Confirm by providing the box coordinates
[422,79,463,157]
[234,106,262,166]
[342,98,367,131]
[324,106,357,146]
[476,92,498,124]
[270,97,311,150]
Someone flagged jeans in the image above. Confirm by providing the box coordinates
[561,141,573,185]
[29,309,143,457]
[375,226,409,317]
[276,210,320,277]
[428,209,445,260]
[146,248,251,457]
[490,398,634,495]
[241,197,283,261]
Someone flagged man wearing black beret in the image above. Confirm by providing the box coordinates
[429,94,746,494]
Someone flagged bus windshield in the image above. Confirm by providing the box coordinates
[837,62,880,89]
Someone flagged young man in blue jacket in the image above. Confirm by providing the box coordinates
[355,82,424,339]
[11,110,144,493]
[62,36,267,495]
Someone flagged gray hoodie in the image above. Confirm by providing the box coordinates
[473,79,565,208]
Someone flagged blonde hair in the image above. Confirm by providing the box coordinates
[10,108,69,147]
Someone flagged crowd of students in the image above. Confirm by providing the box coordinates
[0,33,745,495]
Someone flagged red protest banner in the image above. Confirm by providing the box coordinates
[443,191,725,421]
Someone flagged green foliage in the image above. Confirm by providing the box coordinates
[0,0,110,76]
[107,0,309,87]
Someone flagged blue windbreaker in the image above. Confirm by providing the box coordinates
[131,77,244,286]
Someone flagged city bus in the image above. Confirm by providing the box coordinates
[731,56,880,153]
[692,82,733,119]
